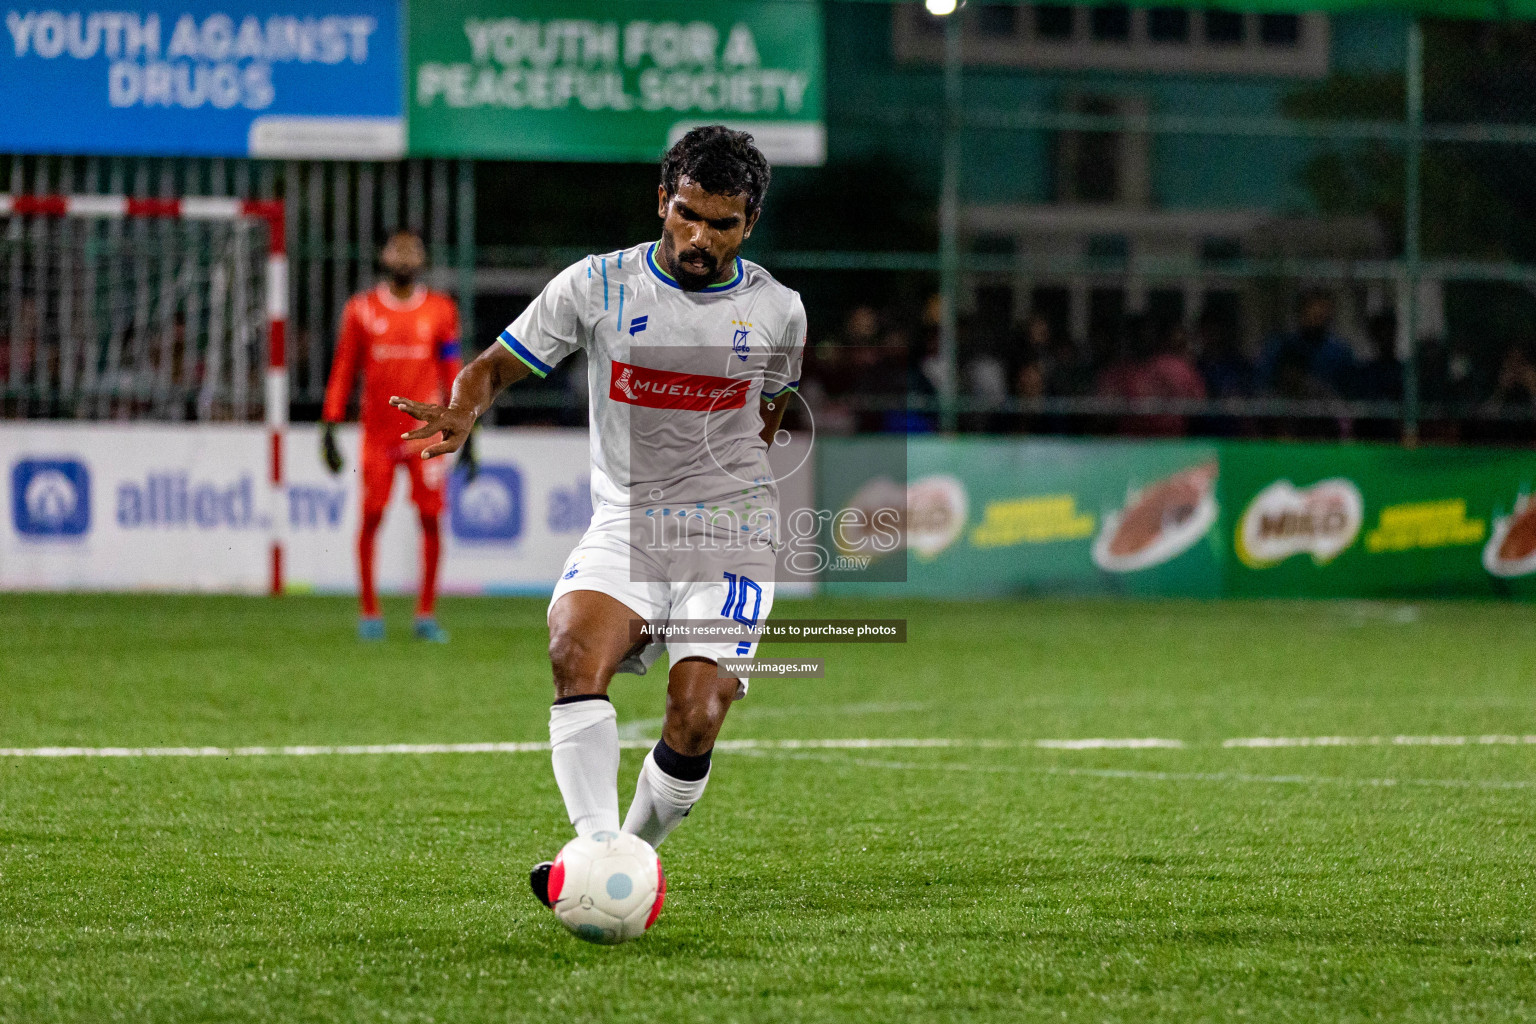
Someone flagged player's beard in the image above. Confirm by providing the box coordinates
[389,269,417,290]
[663,238,722,292]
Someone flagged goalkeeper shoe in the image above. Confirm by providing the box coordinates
[413,617,450,644]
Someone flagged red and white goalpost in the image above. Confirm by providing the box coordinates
[0,193,289,595]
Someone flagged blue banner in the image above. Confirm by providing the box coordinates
[0,2,403,158]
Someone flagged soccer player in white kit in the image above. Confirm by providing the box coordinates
[389,127,805,908]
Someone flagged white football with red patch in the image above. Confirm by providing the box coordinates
[548,831,665,945]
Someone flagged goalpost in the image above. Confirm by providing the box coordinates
[0,193,289,594]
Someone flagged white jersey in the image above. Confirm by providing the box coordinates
[499,241,805,531]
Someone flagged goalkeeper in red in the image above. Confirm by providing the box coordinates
[322,230,473,643]
[391,127,805,904]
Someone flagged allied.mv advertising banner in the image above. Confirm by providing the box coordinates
[0,1,404,158]
[407,0,825,164]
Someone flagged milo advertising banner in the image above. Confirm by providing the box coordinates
[816,437,1536,600]
[407,0,825,164]
[817,437,1224,598]
[1222,443,1536,599]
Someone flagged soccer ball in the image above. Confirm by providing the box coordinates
[550,831,665,944]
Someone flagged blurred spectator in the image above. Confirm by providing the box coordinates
[797,304,892,434]
[1012,311,1087,400]
[1045,331,1092,400]
[963,349,1008,417]
[1014,351,1046,402]
[1352,312,1403,401]
[1193,306,1254,436]
[814,304,881,399]
[1487,340,1536,409]
[917,294,950,399]
[1475,339,1536,443]
[1256,292,1356,398]
[918,328,949,398]
[1097,316,1207,436]
[1195,307,1254,401]
[1017,313,1052,374]
[1010,348,1047,433]
[1269,342,1344,440]
[1351,312,1403,440]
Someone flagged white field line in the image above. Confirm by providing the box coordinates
[0,737,1183,759]
[0,742,555,758]
[1224,734,1536,748]
[5,733,1536,759]
[734,749,1536,792]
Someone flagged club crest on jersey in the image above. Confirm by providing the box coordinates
[730,320,752,361]
[629,315,648,337]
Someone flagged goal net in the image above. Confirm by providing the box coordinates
[0,194,290,594]
[0,195,284,423]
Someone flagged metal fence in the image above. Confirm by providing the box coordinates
[0,155,474,420]
[7,6,1536,444]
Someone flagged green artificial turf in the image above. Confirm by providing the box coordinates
[1,594,1533,1022]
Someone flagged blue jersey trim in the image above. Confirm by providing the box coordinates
[762,379,800,399]
[497,330,552,378]
[645,243,744,293]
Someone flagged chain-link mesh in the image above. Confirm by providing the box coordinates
[0,214,267,421]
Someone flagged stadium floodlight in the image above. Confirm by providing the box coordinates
[925,0,958,14]
[0,192,289,595]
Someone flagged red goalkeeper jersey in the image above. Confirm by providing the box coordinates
[323,285,463,438]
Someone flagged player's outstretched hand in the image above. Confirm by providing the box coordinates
[390,396,475,459]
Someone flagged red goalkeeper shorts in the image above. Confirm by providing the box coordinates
[360,435,448,517]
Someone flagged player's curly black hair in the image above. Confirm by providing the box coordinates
[660,125,772,218]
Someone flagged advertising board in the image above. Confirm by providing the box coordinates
[0,2,403,158]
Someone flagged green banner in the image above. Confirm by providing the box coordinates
[820,437,1224,599]
[407,0,824,163]
[1221,443,1536,599]
[818,438,1536,599]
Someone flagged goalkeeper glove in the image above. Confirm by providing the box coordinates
[320,422,344,475]
[457,429,479,482]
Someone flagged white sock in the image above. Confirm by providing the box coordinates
[622,748,710,848]
[548,698,620,837]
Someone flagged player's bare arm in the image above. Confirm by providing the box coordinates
[388,343,531,459]
[759,394,788,447]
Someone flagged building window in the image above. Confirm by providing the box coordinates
[1090,5,1131,42]
[1031,287,1072,343]
[1259,14,1300,46]
[1147,288,1186,328]
[1148,8,1190,42]
[1200,237,1243,264]
[1203,10,1245,44]
[1061,98,1123,205]
[1034,5,1074,40]
[975,4,1021,38]
[915,9,945,36]
[1089,288,1127,343]
[1085,233,1130,265]
[892,6,1329,77]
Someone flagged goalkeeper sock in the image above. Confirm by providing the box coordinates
[548,695,620,838]
[358,509,384,619]
[622,738,711,848]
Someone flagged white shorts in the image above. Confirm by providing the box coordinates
[549,503,777,697]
